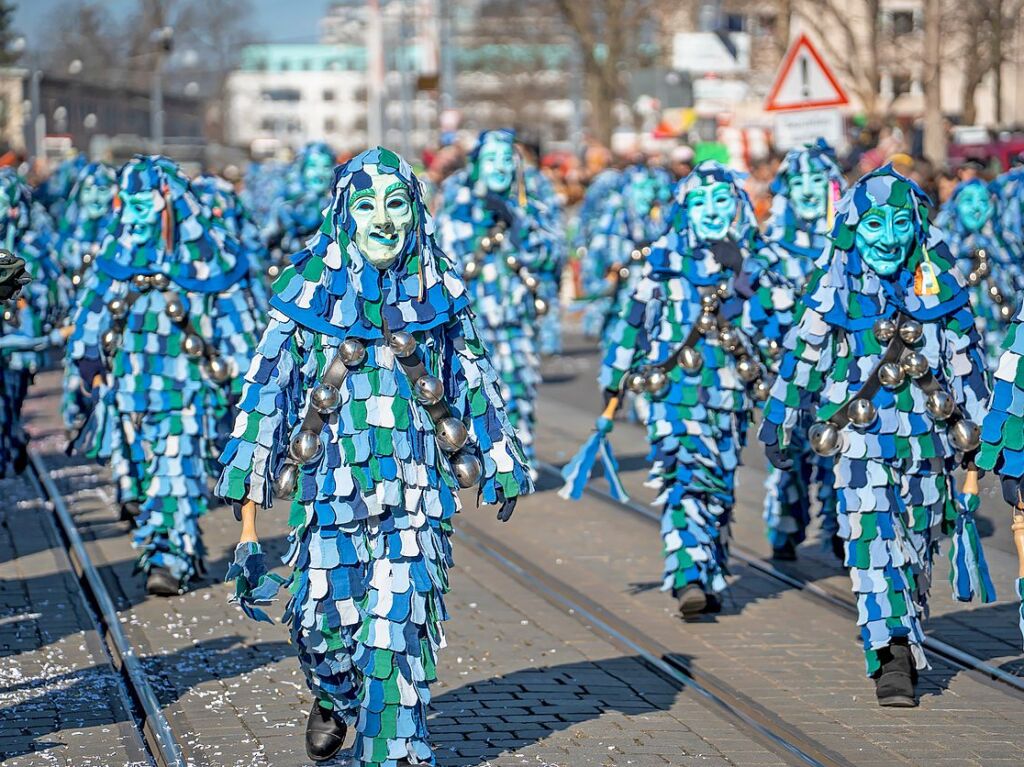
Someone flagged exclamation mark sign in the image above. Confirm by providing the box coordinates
[800,55,810,99]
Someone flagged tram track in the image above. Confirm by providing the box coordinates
[455,520,853,767]
[27,449,187,767]
[535,459,1024,700]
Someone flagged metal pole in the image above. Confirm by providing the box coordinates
[367,0,385,146]
[569,35,584,152]
[399,0,414,158]
[439,0,456,112]
[29,69,44,162]
[150,61,164,152]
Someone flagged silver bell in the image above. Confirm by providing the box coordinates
[873,318,897,343]
[700,294,719,312]
[750,378,772,402]
[948,419,981,452]
[131,273,151,290]
[414,375,445,405]
[898,320,923,345]
[463,260,480,280]
[625,370,647,393]
[1,308,14,323]
[926,390,955,420]
[203,355,232,384]
[736,357,761,383]
[808,421,843,457]
[267,264,281,280]
[480,236,492,251]
[310,383,341,414]
[451,451,483,488]
[719,327,741,353]
[630,248,644,262]
[82,251,94,266]
[976,248,988,260]
[644,368,669,396]
[389,331,417,358]
[273,463,298,499]
[165,298,186,323]
[493,230,505,244]
[71,273,82,287]
[989,284,1003,303]
[151,273,170,290]
[967,271,980,286]
[617,266,630,280]
[900,350,929,379]
[523,273,539,290]
[183,334,205,358]
[533,297,549,316]
[696,312,718,335]
[677,346,703,374]
[766,339,782,359]
[107,298,128,319]
[505,254,519,270]
[290,429,324,464]
[101,328,120,352]
[716,281,730,298]
[878,362,906,389]
[976,259,990,277]
[338,338,367,367]
[1000,303,1015,322]
[436,417,469,453]
[847,398,878,429]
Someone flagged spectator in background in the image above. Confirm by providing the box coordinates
[669,145,695,181]
[936,168,959,205]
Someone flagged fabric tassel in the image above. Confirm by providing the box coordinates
[1017,577,1024,651]
[948,490,996,603]
[161,184,175,252]
[559,396,628,501]
[225,541,288,623]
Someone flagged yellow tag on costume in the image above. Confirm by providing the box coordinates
[651,204,661,223]
[915,261,940,296]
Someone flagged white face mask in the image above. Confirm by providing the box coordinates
[348,167,414,270]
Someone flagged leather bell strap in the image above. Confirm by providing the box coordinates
[826,315,908,430]
[381,319,453,423]
[298,352,351,438]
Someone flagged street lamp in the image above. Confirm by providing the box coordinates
[150,26,174,152]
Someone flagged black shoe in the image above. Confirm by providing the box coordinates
[831,533,845,563]
[703,593,722,614]
[874,643,917,708]
[772,538,797,562]
[146,566,181,597]
[676,583,707,620]
[305,703,347,762]
[119,502,141,522]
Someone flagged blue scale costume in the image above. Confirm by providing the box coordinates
[936,178,1022,365]
[598,162,795,603]
[0,170,65,477]
[761,142,847,556]
[216,147,532,766]
[67,155,262,588]
[581,165,673,347]
[435,130,561,467]
[575,168,622,338]
[524,166,568,355]
[194,172,272,278]
[759,167,991,677]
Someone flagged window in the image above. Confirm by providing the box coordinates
[892,11,915,36]
[323,89,335,102]
[724,14,745,32]
[753,13,777,37]
[892,73,913,97]
[260,88,301,102]
[324,117,337,132]
[259,117,276,131]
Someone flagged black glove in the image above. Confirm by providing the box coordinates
[1001,476,1024,508]
[710,240,744,273]
[765,441,793,472]
[484,192,517,230]
[496,496,517,522]
[602,388,618,410]
[0,251,29,302]
[77,358,105,394]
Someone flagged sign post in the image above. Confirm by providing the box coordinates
[764,34,849,151]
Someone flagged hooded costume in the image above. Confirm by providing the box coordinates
[597,161,795,606]
[0,170,65,476]
[194,172,272,280]
[66,155,263,588]
[759,167,991,682]
[216,147,532,766]
[936,178,1021,365]
[761,142,847,557]
[435,130,561,466]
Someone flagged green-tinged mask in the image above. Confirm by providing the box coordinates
[303,152,335,197]
[625,176,659,221]
[954,183,993,234]
[686,180,738,242]
[788,169,829,222]
[80,180,115,221]
[349,166,414,270]
[856,204,915,276]
[477,134,515,195]
[120,189,162,246]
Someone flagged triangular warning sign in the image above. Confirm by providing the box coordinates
[764,33,849,112]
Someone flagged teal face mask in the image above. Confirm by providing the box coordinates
[954,183,993,233]
[788,169,829,222]
[477,136,515,194]
[686,181,738,242]
[302,153,335,197]
[625,176,659,221]
[348,167,415,270]
[80,180,115,221]
[120,190,161,246]
[855,205,915,276]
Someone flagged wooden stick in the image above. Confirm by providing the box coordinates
[601,395,621,420]
[240,500,259,544]
[963,467,979,495]
[1013,508,1024,581]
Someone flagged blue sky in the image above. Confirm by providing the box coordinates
[15,1,332,47]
